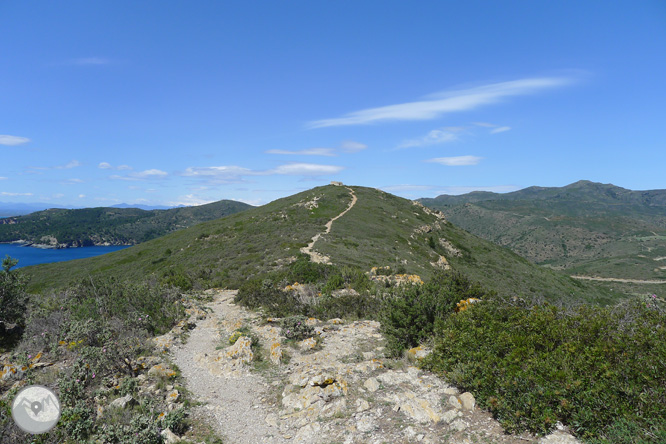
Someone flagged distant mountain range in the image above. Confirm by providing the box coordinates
[25,184,613,305]
[419,180,666,286]
[0,200,252,248]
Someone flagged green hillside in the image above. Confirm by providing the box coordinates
[0,200,251,247]
[24,185,613,304]
[420,180,666,282]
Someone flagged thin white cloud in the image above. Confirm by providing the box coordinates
[183,166,253,184]
[266,148,336,156]
[472,122,496,128]
[31,160,82,171]
[167,194,215,207]
[308,77,571,128]
[134,169,167,178]
[1,192,33,196]
[490,126,511,134]
[100,162,134,170]
[78,194,86,198]
[0,135,30,146]
[340,141,367,153]
[53,193,65,199]
[65,178,84,184]
[183,163,343,183]
[270,163,344,176]
[427,156,483,166]
[398,129,458,149]
[58,160,81,169]
[110,169,168,181]
[266,140,367,156]
[0,177,7,181]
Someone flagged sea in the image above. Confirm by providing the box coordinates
[0,244,130,268]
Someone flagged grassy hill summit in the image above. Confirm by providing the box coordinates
[0,199,252,248]
[24,184,612,304]
[419,180,666,288]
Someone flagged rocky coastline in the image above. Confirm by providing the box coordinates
[2,238,133,249]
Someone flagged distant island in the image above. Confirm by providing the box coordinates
[0,200,252,249]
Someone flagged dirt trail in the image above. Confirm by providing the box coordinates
[300,186,357,264]
[571,275,666,284]
[168,289,580,444]
[170,290,289,444]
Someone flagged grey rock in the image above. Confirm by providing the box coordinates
[109,394,137,409]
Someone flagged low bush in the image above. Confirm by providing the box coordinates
[1,276,190,443]
[421,294,666,441]
[380,271,491,356]
[280,316,314,340]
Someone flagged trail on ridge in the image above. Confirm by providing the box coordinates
[300,186,357,264]
[571,275,666,284]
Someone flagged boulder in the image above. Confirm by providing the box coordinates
[225,336,253,365]
[110,394,137,409]
[459,392,475,410]
[160,428,181,443]
[364,377,380,392]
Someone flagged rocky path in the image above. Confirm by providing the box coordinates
[170,290,289,444]
[168,289,580,444]
[300,186,357,264]
[571,275,666,284]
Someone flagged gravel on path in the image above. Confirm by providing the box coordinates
[170,290,289,444]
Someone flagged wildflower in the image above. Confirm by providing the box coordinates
[651,294,657,299]
[28,355,32,359]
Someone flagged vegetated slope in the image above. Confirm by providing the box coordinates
[25,185,613,304]
[0,200,251,247]
[420,180,666,281]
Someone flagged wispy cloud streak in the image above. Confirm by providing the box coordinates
[427,156,482,166]
[0,135,30,146]
[308,77,571,128]
[266,148,336,156]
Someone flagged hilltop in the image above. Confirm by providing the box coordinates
[420,180,666,289]
[24,184,613,304]
[0,200,251,248]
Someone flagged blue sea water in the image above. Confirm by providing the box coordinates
[0,244,130,268]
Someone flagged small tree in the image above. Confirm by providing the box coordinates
[0,256,27,327]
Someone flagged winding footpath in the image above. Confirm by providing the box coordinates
[571,275,666,284]
[300,186,357,264]
[170,291,289,444]
[168,289,580,444]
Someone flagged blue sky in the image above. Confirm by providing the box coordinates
[2,1,665,207]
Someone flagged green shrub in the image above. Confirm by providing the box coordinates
[280,316,315,340]
[235,278,302,317]
[323,274,345,293]
[421,296,666,441]
[310,293,382,321]
[288,255,332,283]
[380,271,491,356]
[161,268,193,291]
[0,256,27,327]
